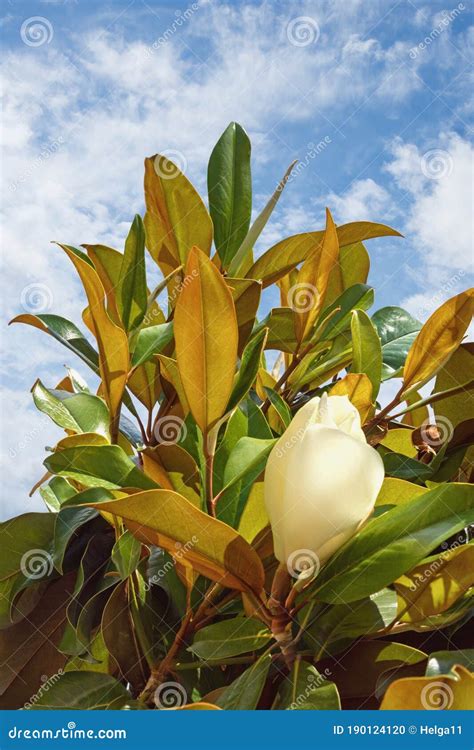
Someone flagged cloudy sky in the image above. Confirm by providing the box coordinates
[1,0,472,519]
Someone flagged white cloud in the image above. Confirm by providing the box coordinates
[322,178,392,223]
[384,132,473,318]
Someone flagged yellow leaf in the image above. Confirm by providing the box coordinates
[238,481,268,544]
[82,490,265,596]
[142,444,200,507]
[325,241,370,307]
[402,289,474,397]
[226,277,261,355]
[143,155,213,277]
[174,246,238,433]
[375,477,428,507]
[57,245,129,424]
[381,428,417,457]
[330,373,373,423]
[294,208,340,345]
[248,221,401,288]
[395,544,474,622]
[156,354,190,414]
[174,703,222,710]
[380,665,473,709]
[402,389,429,427]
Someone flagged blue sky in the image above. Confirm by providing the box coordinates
[1,0,473,519]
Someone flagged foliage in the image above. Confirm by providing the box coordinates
[3,123,474,711]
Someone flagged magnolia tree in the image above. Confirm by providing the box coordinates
[2,123,473,711]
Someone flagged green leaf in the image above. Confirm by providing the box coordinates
[28,671,132,709]
[321,283,374,340]
[0,513,55,628]
[131,322,174,368]
[44,445,157,490]
[111,530,142,580]
[263,387,292,429]
[40,477,77,512]
[117,214,147,332]
[208,122,252,269]
[277,662,341,710]
[10,314,99,373]
[426,650,474,677]
[351,309,382,398]
[312,483,474,604]
[217,654,271,709]
[222,437,276,496]
[32,380,110,438]
[382,451,433,481]
[228,328,267,410]
[53,506,98,572]
[371,307,422,380]
[188,617,272,661]
[228,161,297,277]
[304,589,398,659]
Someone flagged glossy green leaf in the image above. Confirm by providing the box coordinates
[276,661,341,710]
[40,477,77,512]
[10,314,100,373]
[222,437,276,495]
[263,387,292,428]
[217,654,271,709]
[32,380,110,438]
[53,506,98,572]
[28,671,132,709]
[320,283,374,341]
[371,306,422,380]
[208,122,252,268]
[312,483,474,604]
[351,310,382,398]
[131,322,174,368]
[44,445,157,490]
[426,650,474,677]
[111,530,142,580]
[382,451,433,481]
[117,214,147,332]
[228,328,267,410]
[188,617,272,661]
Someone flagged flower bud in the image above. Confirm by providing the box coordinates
[264,393,384,575]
